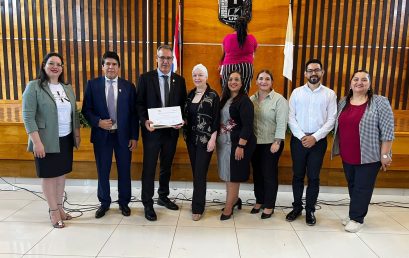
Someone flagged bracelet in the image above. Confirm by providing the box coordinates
[237,144,246,148]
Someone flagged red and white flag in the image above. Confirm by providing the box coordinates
[172,1,181,73]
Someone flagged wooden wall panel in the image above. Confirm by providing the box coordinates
[0,0,408,109]
[0,0,178,101]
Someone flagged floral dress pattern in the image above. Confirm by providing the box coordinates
[217,98,234,181]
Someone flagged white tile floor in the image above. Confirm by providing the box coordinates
[1,178,409,258]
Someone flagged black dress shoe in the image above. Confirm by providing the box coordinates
[306,211,316,226]
[144,206,157,221]
[261,209,274,219]
[285,208,302,222]
[220,212,233,221]
[234,198,242,210]
[250,208,260,214]
[157,197,179,210]
[95,206,110,219]
[222,198,243,211]
[250,204,263,214]
[119,204,131,216]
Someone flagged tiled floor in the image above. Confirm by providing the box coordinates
[1,178,409,258]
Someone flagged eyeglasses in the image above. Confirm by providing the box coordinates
[158,56,174,61]
[306,68,322,74]
[46,62,64,68]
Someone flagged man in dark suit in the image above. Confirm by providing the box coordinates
[136,45,187,221]
[82,51,138,218]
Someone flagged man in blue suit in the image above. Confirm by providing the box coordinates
[82,51,138,218]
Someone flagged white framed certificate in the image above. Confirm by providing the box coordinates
[147,106,183,128]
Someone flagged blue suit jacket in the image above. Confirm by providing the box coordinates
[82,76,139,147]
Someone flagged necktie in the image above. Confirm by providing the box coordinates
[162,75,170,107]
[107,80,116,124]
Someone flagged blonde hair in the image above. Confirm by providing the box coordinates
[192,64,208,78]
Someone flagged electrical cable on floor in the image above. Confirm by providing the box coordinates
[0,177,45,201]
[2,176,409,219]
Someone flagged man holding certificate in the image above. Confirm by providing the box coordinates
[136,45,187,221]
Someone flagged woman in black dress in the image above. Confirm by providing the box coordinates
[184,64,220,221]
[22,52,80,228]
[217,70,256,220]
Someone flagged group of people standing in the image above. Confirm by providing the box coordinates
[22,19,394,234]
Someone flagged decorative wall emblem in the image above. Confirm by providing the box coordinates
[218,0,252,28]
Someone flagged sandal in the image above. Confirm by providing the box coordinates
[49,208,65,228]
[58,204,72,220]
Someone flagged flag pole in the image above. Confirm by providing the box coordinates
[179,0,183,76]
[283,1,294,98]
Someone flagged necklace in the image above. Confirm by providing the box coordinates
[195,91,203,95]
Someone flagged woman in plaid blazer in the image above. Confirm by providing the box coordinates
[332,70,394,233]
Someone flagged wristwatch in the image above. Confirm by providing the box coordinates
[382,154,389,159]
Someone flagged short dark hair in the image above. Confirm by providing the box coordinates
[102,51,121,67]
[157,45,173,54]
[305,59,323,70]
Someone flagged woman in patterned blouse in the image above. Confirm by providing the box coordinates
[332,70,394,233]
[183,64,220,221]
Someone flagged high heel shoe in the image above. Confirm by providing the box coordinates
[220,211,233,220]
[58,204,72,220]
[250,204,263,214]
[261,208,274,219]
[233,198,242,210]
[49,209,65,228]
[220,198,242,220]
[221,198,243,211]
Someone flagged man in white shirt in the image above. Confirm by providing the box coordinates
[286,59,337,226]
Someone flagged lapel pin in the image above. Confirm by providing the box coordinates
[119,89,122,93]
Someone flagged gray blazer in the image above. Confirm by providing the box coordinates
[22,79,80,153]
[331,95,394,164]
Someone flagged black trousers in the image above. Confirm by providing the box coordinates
[290,135,327,212]
[93,132,132,208]
[186,142,213,214]
[141,130,179,207]
[251,142,284,209]
[343,161,381,223]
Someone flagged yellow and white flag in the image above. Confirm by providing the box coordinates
[283,4,293,81]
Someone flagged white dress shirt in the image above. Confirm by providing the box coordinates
[105,76,118,129]
[288,83,337,141]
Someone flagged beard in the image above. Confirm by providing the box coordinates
[308,75,320,84]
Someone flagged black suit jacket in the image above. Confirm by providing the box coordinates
[136,70,187,139]
[228,95,255,144]
[82,76,139,147]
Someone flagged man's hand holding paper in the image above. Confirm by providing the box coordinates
[147,106,183,129]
